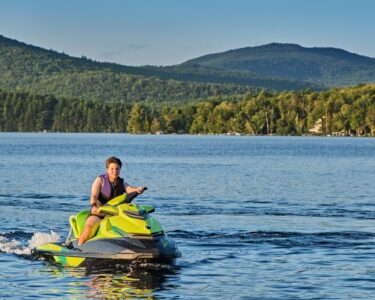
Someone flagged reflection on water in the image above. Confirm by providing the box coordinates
[43,262,180,299]
[85,274,152,299]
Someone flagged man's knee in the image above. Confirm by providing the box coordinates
[86,216,100,227]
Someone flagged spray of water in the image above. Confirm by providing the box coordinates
[0,231,60,255]
[28,231,60,249]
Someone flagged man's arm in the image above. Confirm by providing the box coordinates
[90,177,102,213]
[124,181,145,194]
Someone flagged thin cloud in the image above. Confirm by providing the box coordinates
[98,50,123,60]
[124,43,147,50]
[98,44,148,59]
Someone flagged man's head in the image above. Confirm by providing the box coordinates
[105,156,122,169]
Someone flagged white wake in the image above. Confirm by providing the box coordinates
[0,231,60,255]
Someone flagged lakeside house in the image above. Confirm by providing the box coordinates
[308,118,323,135]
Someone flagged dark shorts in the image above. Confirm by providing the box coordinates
[89,207,105,219]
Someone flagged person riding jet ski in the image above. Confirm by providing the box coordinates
[33,156,181,266]
[78,156,145,246]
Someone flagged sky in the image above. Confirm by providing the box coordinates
[0,0,374,66]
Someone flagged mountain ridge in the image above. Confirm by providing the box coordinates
[0,34,316,103]
[181,43,375,64]
[1,34,374,105]
[173,42,375,86]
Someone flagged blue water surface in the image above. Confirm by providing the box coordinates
[1,133,375,299]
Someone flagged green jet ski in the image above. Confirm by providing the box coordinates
[32,189,181,267]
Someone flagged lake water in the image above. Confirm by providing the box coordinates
[1,133,375,299]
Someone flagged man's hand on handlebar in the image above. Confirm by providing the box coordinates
[136,186,147,194]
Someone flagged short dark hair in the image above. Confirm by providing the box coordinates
[105,156,122,169]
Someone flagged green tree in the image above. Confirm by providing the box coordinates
[127,103,149,133]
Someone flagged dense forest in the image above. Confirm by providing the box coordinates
[0,35,314,104]
[1,84,374,136]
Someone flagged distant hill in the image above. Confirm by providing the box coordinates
[0,35,255,104]
[0,35,317,104]
[1,35,373,104]
[170,43,375,87]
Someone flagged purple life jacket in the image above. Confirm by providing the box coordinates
[98,174,125,205]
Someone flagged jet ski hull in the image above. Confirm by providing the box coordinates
[33,235,181,267]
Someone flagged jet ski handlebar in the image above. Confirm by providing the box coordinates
[125,187,148,203]
[105,187,148,207]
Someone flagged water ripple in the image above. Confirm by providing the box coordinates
[170,230,375,249]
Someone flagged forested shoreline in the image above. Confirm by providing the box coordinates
[1,84,374,136]
[1,35,374,136]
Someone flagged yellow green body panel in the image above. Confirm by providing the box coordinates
[142,205,155,213]
[36,243,86,267]
[98,205,119,216]
[36,243,66,252]
[69,210,90,239]
[107,193,127,206]
[53,254,86,267]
